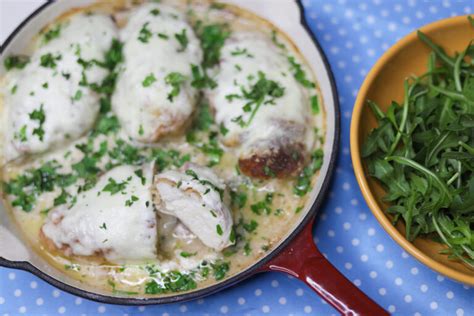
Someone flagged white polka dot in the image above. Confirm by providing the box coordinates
[395,277,403,286]
[238,297,245,305]
[376,244,384,252]
[255,289,262,296]
[464,6,472,13]
[401,251,409,259]
[354,279,362,287]
[414,313,421,316]
[420,284,428,293]
[402,16,411,24]
[163,313,169,316]
[345,9,354,18]
[385,260,393,269]
[220,305,228,314]
[366,15,375,24]
[436,275,445,282]
[404,295,412,303]
[345,41,353,49]
[279,297,287,305]
[36,298,44,306]
[179,305,187,312]
[388,305,396,313]
[262,305,270,313]
[360,254,368,262]
[18,306,26,314]
[271,280,279,287]
[368,228,375,236]
[0,297,4,305]
[410,267,419,275]
[343,222,351,230]
[429,5,438,13]
[369,271,377,279]
[446,291,454,299]
[316,23,325,30]
[394,4,402,12]
[29,281,37,289]
[352,238,360,246]
[58,306,66,314]
[359,36,368,44]
[98,306,106,313]
[296,288,304,296]
[197,299,204,305]
[381,9,389,17]
[323,34,331,42]
[456,308,465,316]
[14,289,21,297]
[336,246,343,253]
[138,306,145,312]
[8,273,15,280]
[350,199,358,206]
[328,230,335,237]
[388,23,397,31]
[323,4,332,12]
[359,3,367,10]
[378,288,386,296]
[352,55,361,63]
[52,290,60,298]
[344,75,352,83]
[374,30,383,38]
[304,306,312,314]
[75,298,82,305]
[338,28,347,36]
[430,302,438,310]
[342,182,350,190]
[359,213,367,220]
[345,262,352,270]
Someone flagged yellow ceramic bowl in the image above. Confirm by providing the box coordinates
[351,15,474,285]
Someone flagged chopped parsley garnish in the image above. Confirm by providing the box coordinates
[134,169,146,185]
[15,125,27,142]
[102,178,128,195]
[175,29,188,52]
[142,73,156,87]
[72,90,83,101]
[4,55,29,70]
[150,8,160,15]
[42,24,61,44]
[145,271,197,294]
[293,149,323,196]
[219,123,228,135]
[311,95,320,114]
[243,220,258,233]
[180,251,196,258]
[99,222,107,230]
[230,190,247,209]
[40,53,61,68]
[165,72,186,101]
[29,105,46,141]
[216,224,223,236]
[138,22,153,43]
[11,85,18,94]
[151,148,190,171]
[93,114,120,135]
[53,190,69,206]
[158,33,169,39]
[42,82,48,89]
[138,125,144,136]
[230,71,285,127]
[288,56,315,88]
[190,64,217,89]
[211,261,229,281]
[244,242,251,256]
[231,47,253,58]
[185,169,223,199]
[295,206,303,213]
[198,23,230,68]
[250,193,274,215]
[125,195,139,207]
[271,29,286,49]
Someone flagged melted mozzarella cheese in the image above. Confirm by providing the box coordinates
[41,164,156,263]
[1,14,117,163]
[154,164,233,251]
[112,3,202,142]
[206,32,313,156]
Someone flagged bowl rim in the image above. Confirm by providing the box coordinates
[350,14,474,286]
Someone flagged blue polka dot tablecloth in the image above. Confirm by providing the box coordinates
[1,0,473,315]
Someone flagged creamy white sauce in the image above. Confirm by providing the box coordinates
[112,3,202,142]
[206,32,314,157]
[154,164,234,251]
[1,14,117,163]
[41,164,156,263]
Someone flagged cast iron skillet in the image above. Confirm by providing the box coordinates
[0,1,387,314]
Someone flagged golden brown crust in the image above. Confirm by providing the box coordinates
[238,143,306,179]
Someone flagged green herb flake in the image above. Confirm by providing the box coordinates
[175,29,189,52]
[102,178,128,195]
[310,95,320,114]
[138,22,153,43]
[142,73,157,87]
[180,251,196,258]
[43,24,61,43]
[4,55,29,70]
[40,53,61,69]
[288,56,315,88]
[29,104,46,141]
[165,72,186,101]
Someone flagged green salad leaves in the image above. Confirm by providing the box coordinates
[363,26,474,267]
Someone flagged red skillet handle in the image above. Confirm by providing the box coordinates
[259,219,388,316]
